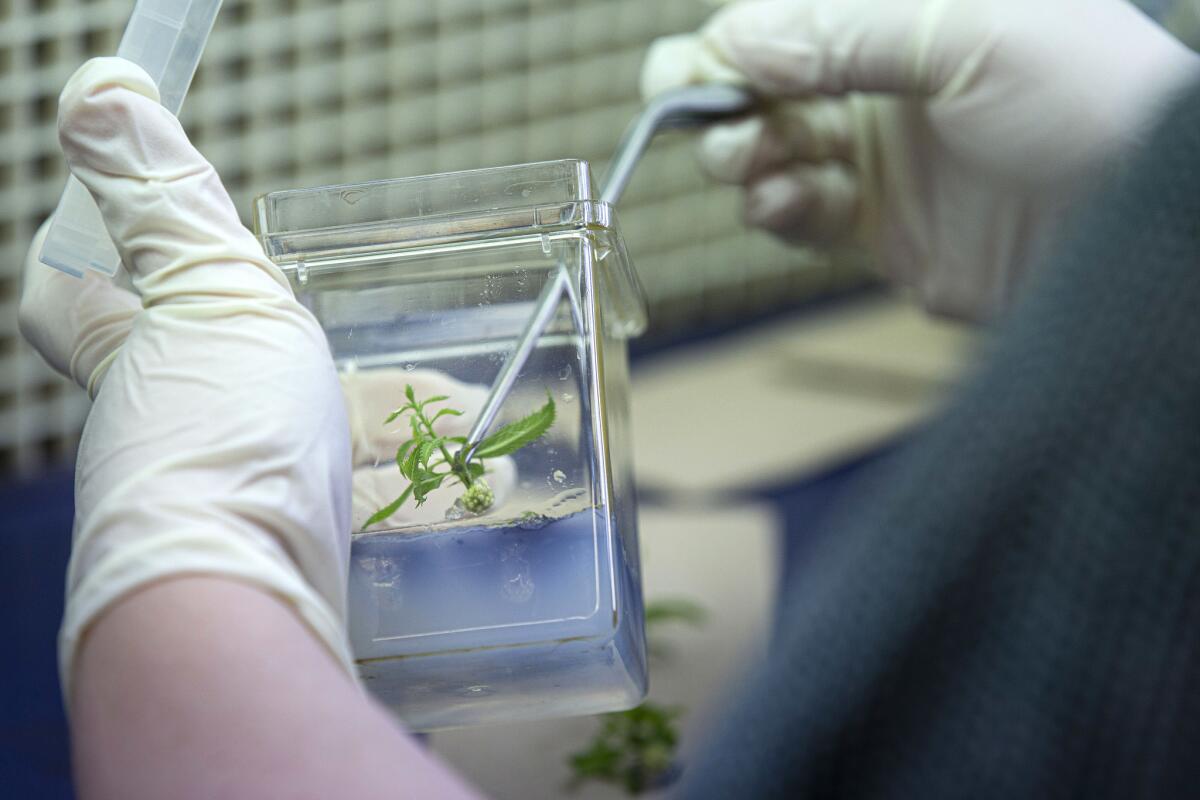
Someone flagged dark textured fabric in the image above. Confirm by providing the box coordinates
[681,82,1200,799]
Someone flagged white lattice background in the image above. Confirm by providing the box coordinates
[1,0,869,475]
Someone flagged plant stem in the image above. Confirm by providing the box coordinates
[415,403,473,489]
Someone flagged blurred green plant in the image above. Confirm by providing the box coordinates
[566,598,708,795]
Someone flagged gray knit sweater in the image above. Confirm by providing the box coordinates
[681,81,1200,798]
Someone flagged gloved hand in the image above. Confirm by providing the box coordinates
[642,0,1200,319]
[21,59,520,695]
[19,57,345,694]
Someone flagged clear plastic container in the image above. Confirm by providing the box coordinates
[254,159,649,730]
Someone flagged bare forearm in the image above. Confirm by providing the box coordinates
[71,576,481,800]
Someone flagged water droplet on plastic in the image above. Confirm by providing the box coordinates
[558,365,572,380]
[561,393,574,403]
[551,469,567,485]
[404,363,416,372]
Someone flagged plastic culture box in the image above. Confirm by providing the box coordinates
[254,160,648,730]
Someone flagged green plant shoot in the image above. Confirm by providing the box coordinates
[566,598,709,795]
[362,384,556,530]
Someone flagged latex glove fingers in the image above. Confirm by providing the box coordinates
[341,368,487,469]
[650,0,1200,173]
[58,58,290,304]
[640,0,957,101]
[696,100,855,184]
[742,162,860,246]
[19,221,139,397]
[644,0,1200,320]
[354,457,518,532]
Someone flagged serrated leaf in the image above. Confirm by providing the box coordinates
[401,441,422,479]
[384,406,410,425]
[394,438,418,466]
[404,384,416,403]
[417,438,438,468]
[473,394,556,459]
[412,473,446,506]
[361,483,414,531]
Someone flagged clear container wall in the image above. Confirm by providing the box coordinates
[257,162,647,730]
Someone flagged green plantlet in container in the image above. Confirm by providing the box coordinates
[363,384,556,530]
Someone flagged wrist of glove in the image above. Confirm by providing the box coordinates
[642,0,1200,319]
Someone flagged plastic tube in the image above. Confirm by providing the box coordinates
[39,0,223,277]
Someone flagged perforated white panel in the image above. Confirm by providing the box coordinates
[0,0,862,475]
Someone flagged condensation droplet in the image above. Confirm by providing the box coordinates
[558,365,572,380]
[551,469,567,485]
[404,363,416,371]
[561,393,574,403]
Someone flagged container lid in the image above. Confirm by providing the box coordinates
[253,159,613,263]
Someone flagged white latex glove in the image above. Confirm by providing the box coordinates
[20,61,521,694]
[20,57,359,693]
[642,0,1200,319]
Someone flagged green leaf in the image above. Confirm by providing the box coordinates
[419,395,449,408]
[361,483,414,531]
[429,408,464,426]
[384,406,410,425]
[644,599,708,629]
[416,438,438,468]
[394,438,418,466]
[568,740,621,778]
[404,384,416,404]
[412,473,447,506]
[401,442,422,479]
[473,394,556,459]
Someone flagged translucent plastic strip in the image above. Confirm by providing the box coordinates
[39,0,223,277]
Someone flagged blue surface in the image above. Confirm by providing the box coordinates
[0,470,75,799]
